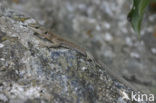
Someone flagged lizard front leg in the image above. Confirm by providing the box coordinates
[38,40,61,48]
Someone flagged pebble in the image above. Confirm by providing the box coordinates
[96,25,101,31]
[149,15,156,22]
[0,93,8,102]
[81,67,87,71]
[78,4,86,10]
[130,52,140,59]
[66,3,74,12]
[104,50,115,58]
[104,32,113,41]
[0,43,4,48]
[146,27,153,33]
[0,58,5,61]
[103,22,110,29]
[125,37,133,46]
[151,48,156,54]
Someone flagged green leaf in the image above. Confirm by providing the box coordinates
[127,0,150,35]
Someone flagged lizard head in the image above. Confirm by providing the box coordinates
[28,23,49,36]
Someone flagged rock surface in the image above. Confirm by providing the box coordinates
[6,0,156,95]
[0,7,145,103]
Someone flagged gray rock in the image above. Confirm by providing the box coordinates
[0,9,144,103]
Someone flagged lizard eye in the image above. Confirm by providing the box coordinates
[44,31,48,35]
[35,26,39,29]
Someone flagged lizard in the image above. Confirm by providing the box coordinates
[27,23,89,57]
[27,24,142,92]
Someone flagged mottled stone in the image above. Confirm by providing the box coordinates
[0,10,144,103]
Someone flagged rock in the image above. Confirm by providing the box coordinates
[0,9,145,103]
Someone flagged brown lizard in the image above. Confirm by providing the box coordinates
[27,24,142,92]
[27,23,88,57]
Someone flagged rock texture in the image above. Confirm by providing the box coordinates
[6,0,156,95]
[7,0,156,95]
[0,8,144,103]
